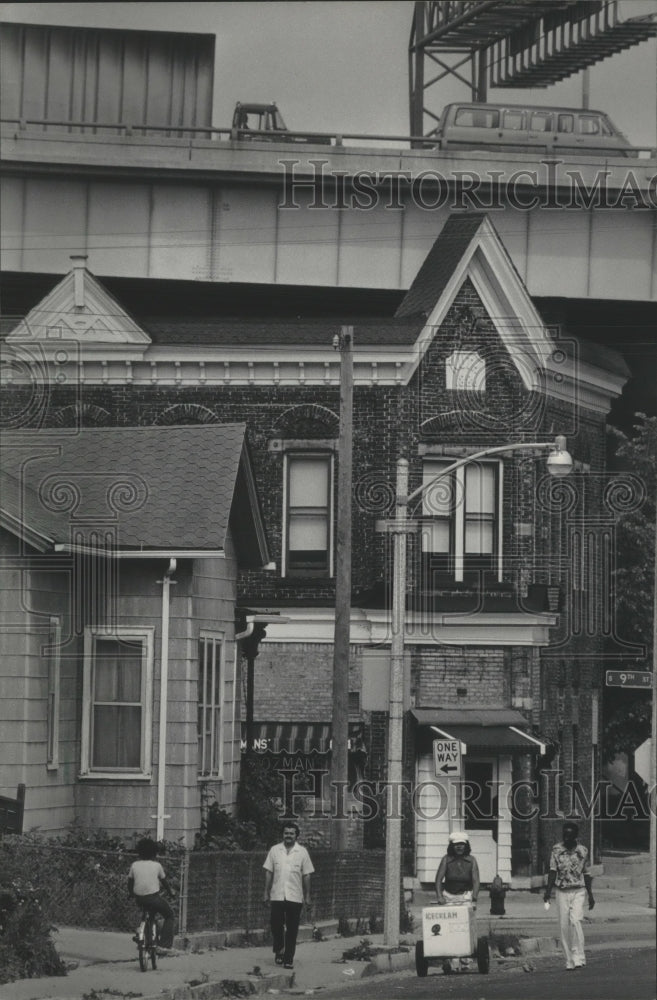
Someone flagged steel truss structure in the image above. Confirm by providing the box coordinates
[409,0,657,139]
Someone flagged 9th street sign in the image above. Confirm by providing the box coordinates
[433,739,462,777]
[605,670,652,689]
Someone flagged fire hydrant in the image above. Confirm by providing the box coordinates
[489,875,507,915]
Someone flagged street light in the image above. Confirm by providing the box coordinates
[382,435,573,946]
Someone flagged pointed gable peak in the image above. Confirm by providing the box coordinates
[397,212,558,393]
[395,212,489,319]
[7,258,151,358]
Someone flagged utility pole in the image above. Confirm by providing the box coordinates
[330,326,353,851]
[384,457,409,946]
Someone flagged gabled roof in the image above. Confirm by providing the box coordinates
[139,316,422,346]
[0,215,630,411]
[395,212,489,319]
[0,424,269,566]
[6,261,151,359]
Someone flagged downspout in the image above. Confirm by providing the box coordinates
[156,558,176,842]
[235,613,290,758]
[230,644,239,791]
[235,618,256,759]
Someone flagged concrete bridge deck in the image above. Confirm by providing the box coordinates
[2,126,655,301]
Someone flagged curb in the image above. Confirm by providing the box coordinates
[132,971,293,1000]
[516,936,560,956]
[359,946,414,977]
[174,919,340,952]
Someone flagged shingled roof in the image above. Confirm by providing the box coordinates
[138,316,423,347]
[1,424,269,565]
[394,212,488,319]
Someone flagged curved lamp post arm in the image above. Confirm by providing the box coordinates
[405,436,572,507]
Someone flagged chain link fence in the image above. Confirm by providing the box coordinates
[182,849,409,933]
[1,838,410,936]
[0,837,185,933]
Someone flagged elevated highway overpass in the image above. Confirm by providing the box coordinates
[1,125,655,302]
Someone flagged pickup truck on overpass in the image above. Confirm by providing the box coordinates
[231,102,331,144]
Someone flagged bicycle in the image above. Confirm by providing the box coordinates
[133,906,160,971]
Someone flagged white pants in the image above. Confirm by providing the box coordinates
[556,887,587,968]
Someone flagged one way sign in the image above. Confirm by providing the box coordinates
[433,739,462,778]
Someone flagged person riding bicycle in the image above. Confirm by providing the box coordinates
[128,837,175,952]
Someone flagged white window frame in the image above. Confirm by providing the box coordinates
[445,350,486,392]
[80,626,154,779]
[198,630,225,780]
[282,451,334,578]
[46,616,62,770]
[422,459,503,582]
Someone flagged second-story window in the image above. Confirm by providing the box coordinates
[284,453,333,577]
[422,459,502,582]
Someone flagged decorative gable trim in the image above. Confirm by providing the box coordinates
[0,224,627,413]
[401,216,557,393]
[7,262,151,362]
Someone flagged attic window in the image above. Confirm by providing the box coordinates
[446,350,486,392]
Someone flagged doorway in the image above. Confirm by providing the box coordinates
[463,757,498,882]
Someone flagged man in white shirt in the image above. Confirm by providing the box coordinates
[263,822,314,969]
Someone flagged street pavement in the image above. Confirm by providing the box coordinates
[1,869,654,1000]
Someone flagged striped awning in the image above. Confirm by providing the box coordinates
[241,722,331,755]
[240,721,365,755]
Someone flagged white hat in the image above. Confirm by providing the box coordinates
[449,831,469,844]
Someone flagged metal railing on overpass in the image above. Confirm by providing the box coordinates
[2,117,655,160]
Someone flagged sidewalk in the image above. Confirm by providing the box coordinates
[1,880,654,1000]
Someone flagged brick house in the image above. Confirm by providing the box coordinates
[1,212,628,883]
[0,422,270,844]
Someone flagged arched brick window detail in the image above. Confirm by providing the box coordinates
[153,403,218,426]
[52,403,112,427]
[271,403,338,439]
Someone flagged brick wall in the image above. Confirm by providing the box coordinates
[0,282,610,617]
[412,646,509,707]
[250,643,361,719]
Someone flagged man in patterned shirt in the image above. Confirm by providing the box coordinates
[544,820,595,970]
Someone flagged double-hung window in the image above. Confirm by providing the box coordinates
[284,452,333,577]
[422,459,502,582]
[198,632,224,779]
[81,627,153,777]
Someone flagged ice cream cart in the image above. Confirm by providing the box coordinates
[415,903,490,977]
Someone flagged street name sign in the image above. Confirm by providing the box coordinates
[605,670,652,689]
[433,739,462,778]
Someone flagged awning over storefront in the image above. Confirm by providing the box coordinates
[241,722,331,754]
[240,722,365,755]
[410,708,545,754]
